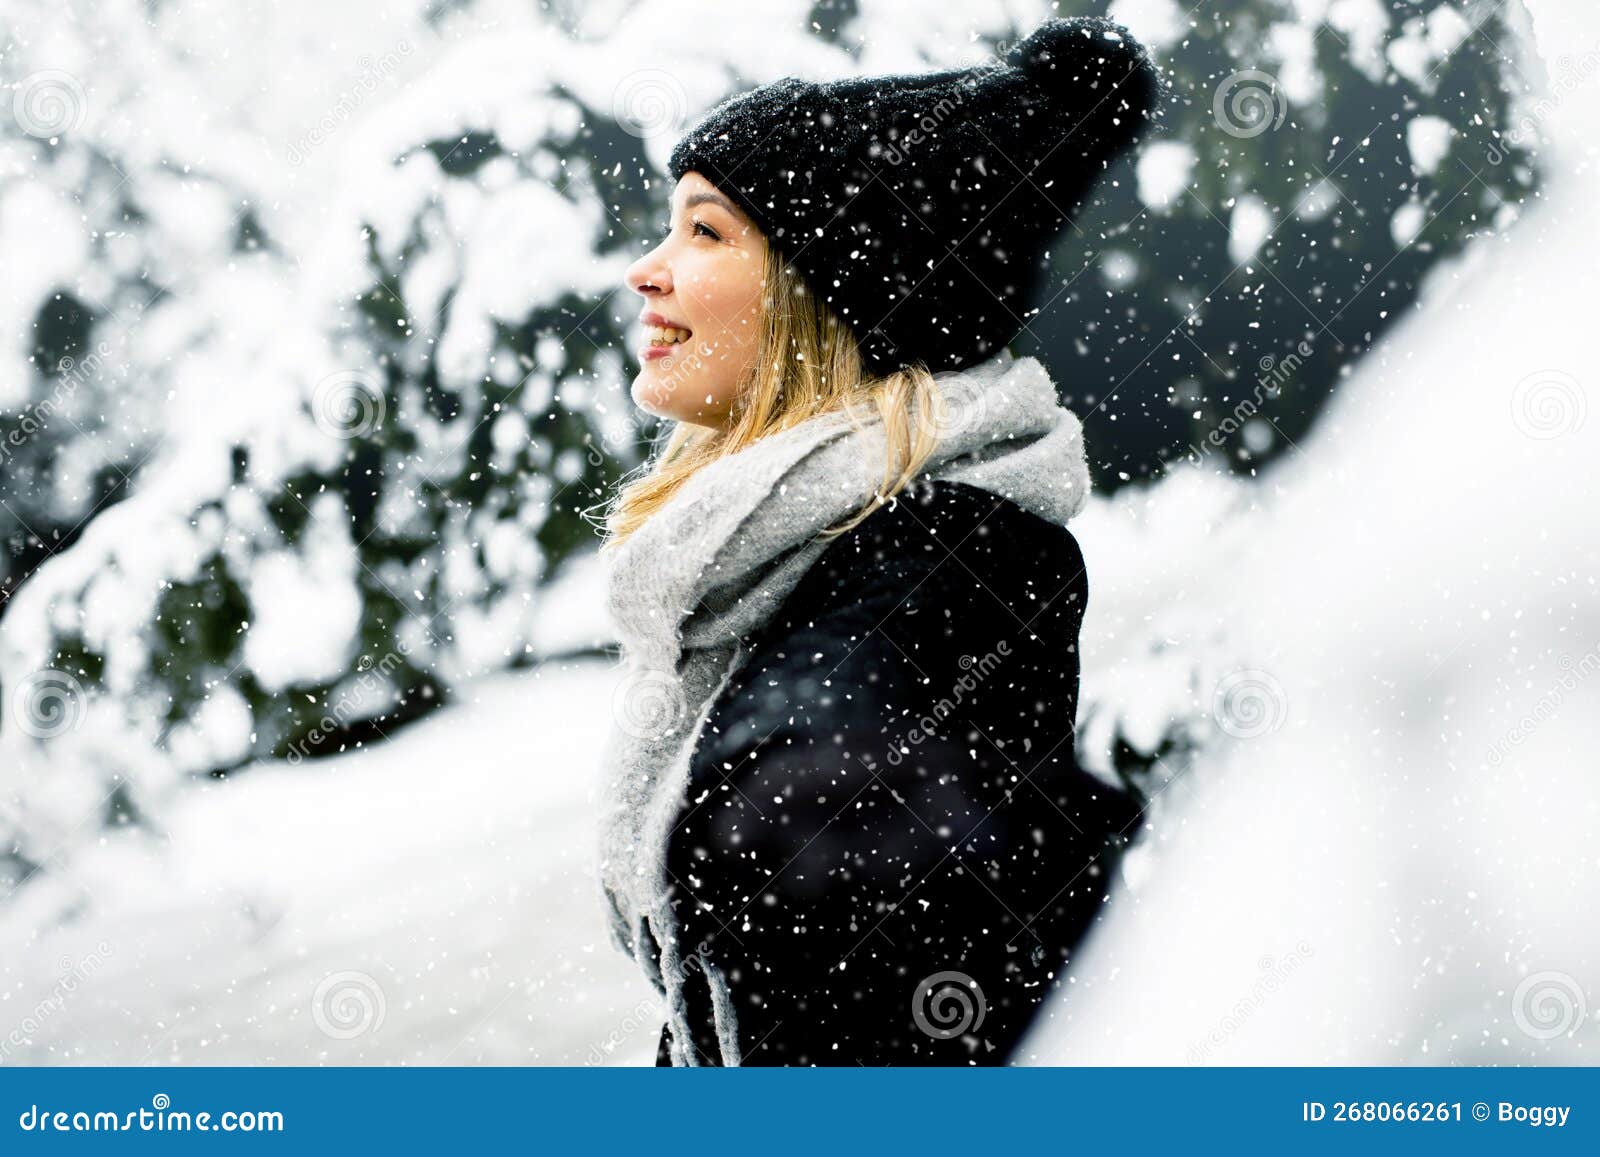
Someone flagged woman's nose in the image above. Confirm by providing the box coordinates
[626,248,670,297]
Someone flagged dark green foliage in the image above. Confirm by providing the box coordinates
[1011,1,1537,484]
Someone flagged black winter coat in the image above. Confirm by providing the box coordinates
[650,476,1143,1065]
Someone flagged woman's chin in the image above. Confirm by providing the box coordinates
[630,371,679,421]
[632,366,732,429]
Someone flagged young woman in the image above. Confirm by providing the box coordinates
[595,15,1166,1066]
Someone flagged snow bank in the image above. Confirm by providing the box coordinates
[1019,0,1600,1065]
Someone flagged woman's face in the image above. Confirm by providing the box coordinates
[624,171,767,428]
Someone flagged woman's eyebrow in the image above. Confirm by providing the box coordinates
[681,191,740,216]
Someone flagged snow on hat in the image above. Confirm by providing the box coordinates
[667,15,1169,377]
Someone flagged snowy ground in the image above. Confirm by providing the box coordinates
[0,659,661,1066]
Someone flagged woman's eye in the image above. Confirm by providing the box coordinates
[657,219,720,241]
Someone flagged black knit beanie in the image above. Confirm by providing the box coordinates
[666,15,1168,377]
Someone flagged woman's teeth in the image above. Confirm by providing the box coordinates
[646,325,691,345]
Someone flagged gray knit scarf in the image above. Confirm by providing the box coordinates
[595,349,1092,1065]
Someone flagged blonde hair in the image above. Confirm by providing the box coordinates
[600,245,946,550]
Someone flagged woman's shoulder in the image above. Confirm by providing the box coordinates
[840,473,1081,547]
[774,475,1088,631]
